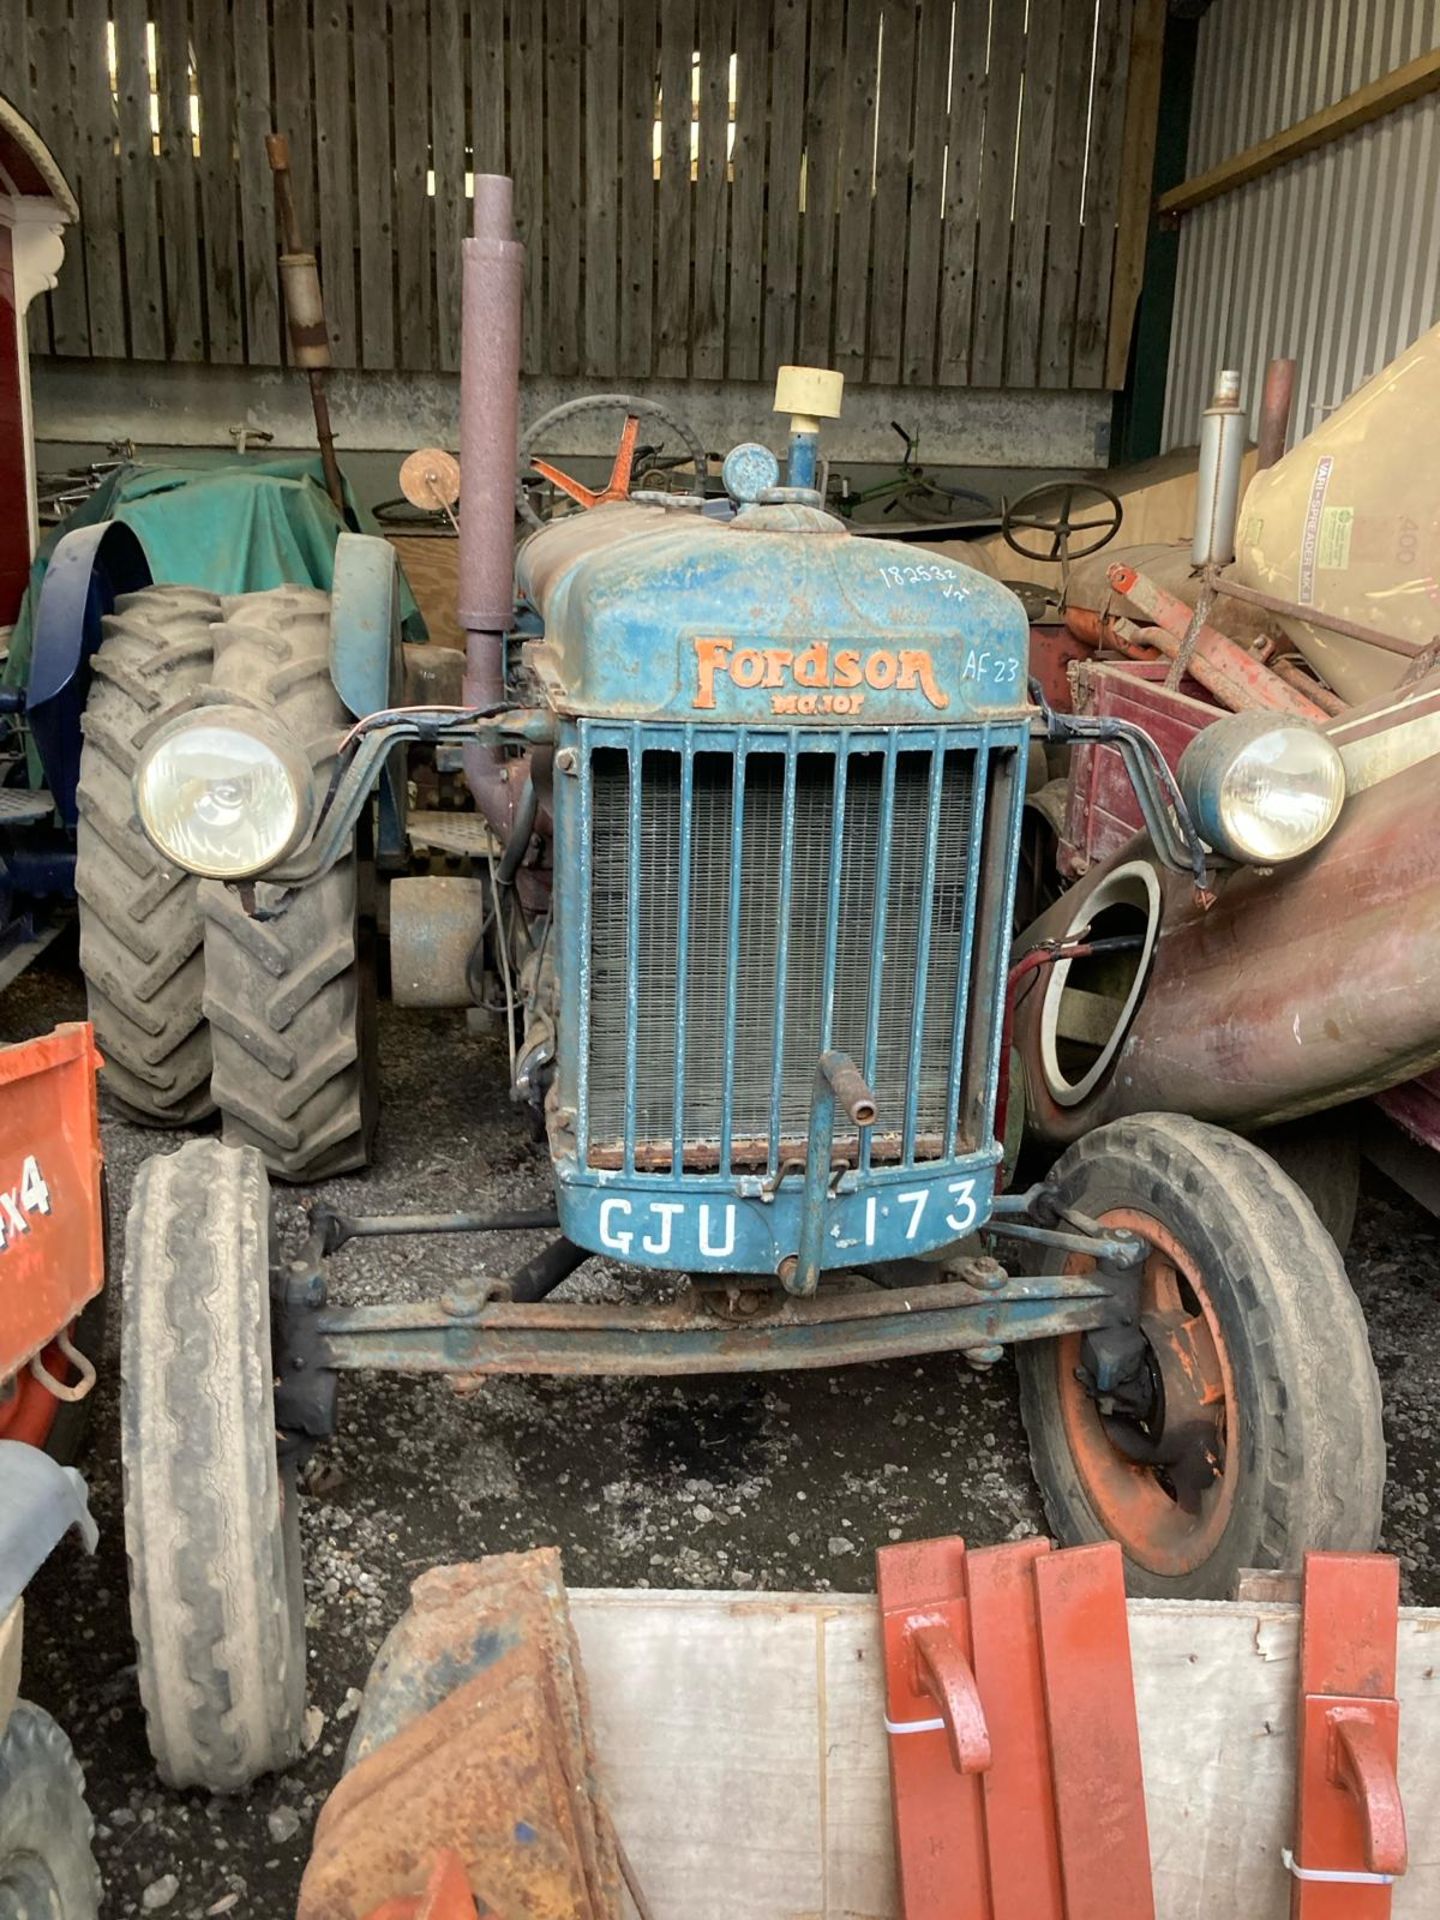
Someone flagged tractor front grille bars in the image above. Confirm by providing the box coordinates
[569,721,1025,1179]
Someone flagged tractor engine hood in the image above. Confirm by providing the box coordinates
[515,500,1030,726]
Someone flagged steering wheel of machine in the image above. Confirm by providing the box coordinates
[1001,480,1124,564]
[517,394,710,530]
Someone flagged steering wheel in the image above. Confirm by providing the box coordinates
[517,394,709,530]
[1001,481,1124,566]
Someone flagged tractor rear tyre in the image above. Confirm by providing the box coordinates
[0,1702,101,1917]
[200,587,376,1180]
[75,585,222,1124]
[121,1138,305,1791]
[1015,1113,1385,1600]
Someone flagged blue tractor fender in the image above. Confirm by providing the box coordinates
[328,532,408,860]
[27,520,152,824]
[0,1440,97,1620]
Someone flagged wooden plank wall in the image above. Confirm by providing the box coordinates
[13,1,1154,392]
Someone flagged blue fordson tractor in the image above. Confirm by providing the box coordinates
[101,177,1382,1792]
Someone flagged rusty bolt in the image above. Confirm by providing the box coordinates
[964,1343,1005,1371]
[555,746,579,775]
[777,1254,799,1286]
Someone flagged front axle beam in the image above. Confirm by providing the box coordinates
[305,1273,1114,1380]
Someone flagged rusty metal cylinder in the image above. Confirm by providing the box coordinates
[458,174,525,835]
[277,253,331,368]
[459,174,524,648]
[389,877,486,1008]
[1256,357,1297,470]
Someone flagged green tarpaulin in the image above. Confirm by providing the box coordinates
[5,456,425,692]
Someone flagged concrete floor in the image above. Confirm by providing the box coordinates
[8,946,1440,1918]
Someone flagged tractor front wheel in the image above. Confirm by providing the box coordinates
[121,1138,305,1791]
[1015,1113,1385,1599]
[0,1702,101,1918]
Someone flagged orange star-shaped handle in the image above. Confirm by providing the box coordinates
[530,413,641,511]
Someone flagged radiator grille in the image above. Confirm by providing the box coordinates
[582,728,1010,1173]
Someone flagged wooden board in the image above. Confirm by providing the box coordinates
[392,0,433,372]
[761,0,807,376]
[71,0,125,359]
[867,0,916,387]
[510,0,545,373]
[1038,0,1097,389]
[1073,0,1133,388]
[726,0,767,380]
[798,0,843,367]
[353,6,396,371]
[936,0,986,385]
[971,0,1025,387]
[832,0,880,381]
[192,2,242,366]
[314,0,357,369]
[570,1588,1440,1920]
[653,0,696,380]
[583,0,621,377]
[692,0,733,381]
[546,0,584,379]
[154,0,203,363]
[232,0,281,367]
[429,0,465,374]
[901,0,950,385]
[1004,0,1062,389]
[30,4,87,356]
[618,0,657,377]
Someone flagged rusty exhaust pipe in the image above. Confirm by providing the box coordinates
[460,174,526,835]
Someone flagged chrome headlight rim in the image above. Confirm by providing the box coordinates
[1177,711,1345,866]
[134,704,317,880]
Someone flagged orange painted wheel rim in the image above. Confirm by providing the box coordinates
[1056,1209,1237,1577]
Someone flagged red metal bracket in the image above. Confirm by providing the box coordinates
[877,1535,1153,1920]
[1290,1552,1407,1917]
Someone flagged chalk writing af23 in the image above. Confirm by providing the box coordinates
[556,1165,994,1274]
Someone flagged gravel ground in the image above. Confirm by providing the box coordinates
[7,945,1439,1917]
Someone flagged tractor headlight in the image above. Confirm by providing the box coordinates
[135,707,315,879]
[1177,712,1344,864]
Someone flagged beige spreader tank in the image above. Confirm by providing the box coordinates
[1234,320,1440,706]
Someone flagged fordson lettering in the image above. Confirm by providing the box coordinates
[693,636,949,713]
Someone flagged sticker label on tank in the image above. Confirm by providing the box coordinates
[692,636,949,714]
[1298,455,1334,603]
[1317,504,1354,571]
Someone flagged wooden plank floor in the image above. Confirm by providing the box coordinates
[572,1588,1440,1920]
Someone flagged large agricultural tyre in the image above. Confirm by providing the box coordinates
[199,586,376,1180]
[75,585,223,1124]
[0,1701,101,1917]
[1015,1113,1385,1601]
[121,1138,306,1792]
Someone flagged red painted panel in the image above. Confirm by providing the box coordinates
[0,221,32,627]
[0,1023,105,1384]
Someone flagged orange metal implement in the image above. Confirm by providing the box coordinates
[362,1851,484,1920]
[0,1023,104,1388]
[1289,1552,1407,1919]
[877,1535,1153,1920]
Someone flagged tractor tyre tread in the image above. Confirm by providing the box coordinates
[75,586,224,1124]
[198,588,374,1181]
[1016,1112,1384,1598]
[0,1700,101,1918]
[120,1138,305,1792]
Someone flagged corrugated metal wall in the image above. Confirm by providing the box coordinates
[1163,0,1440,451]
